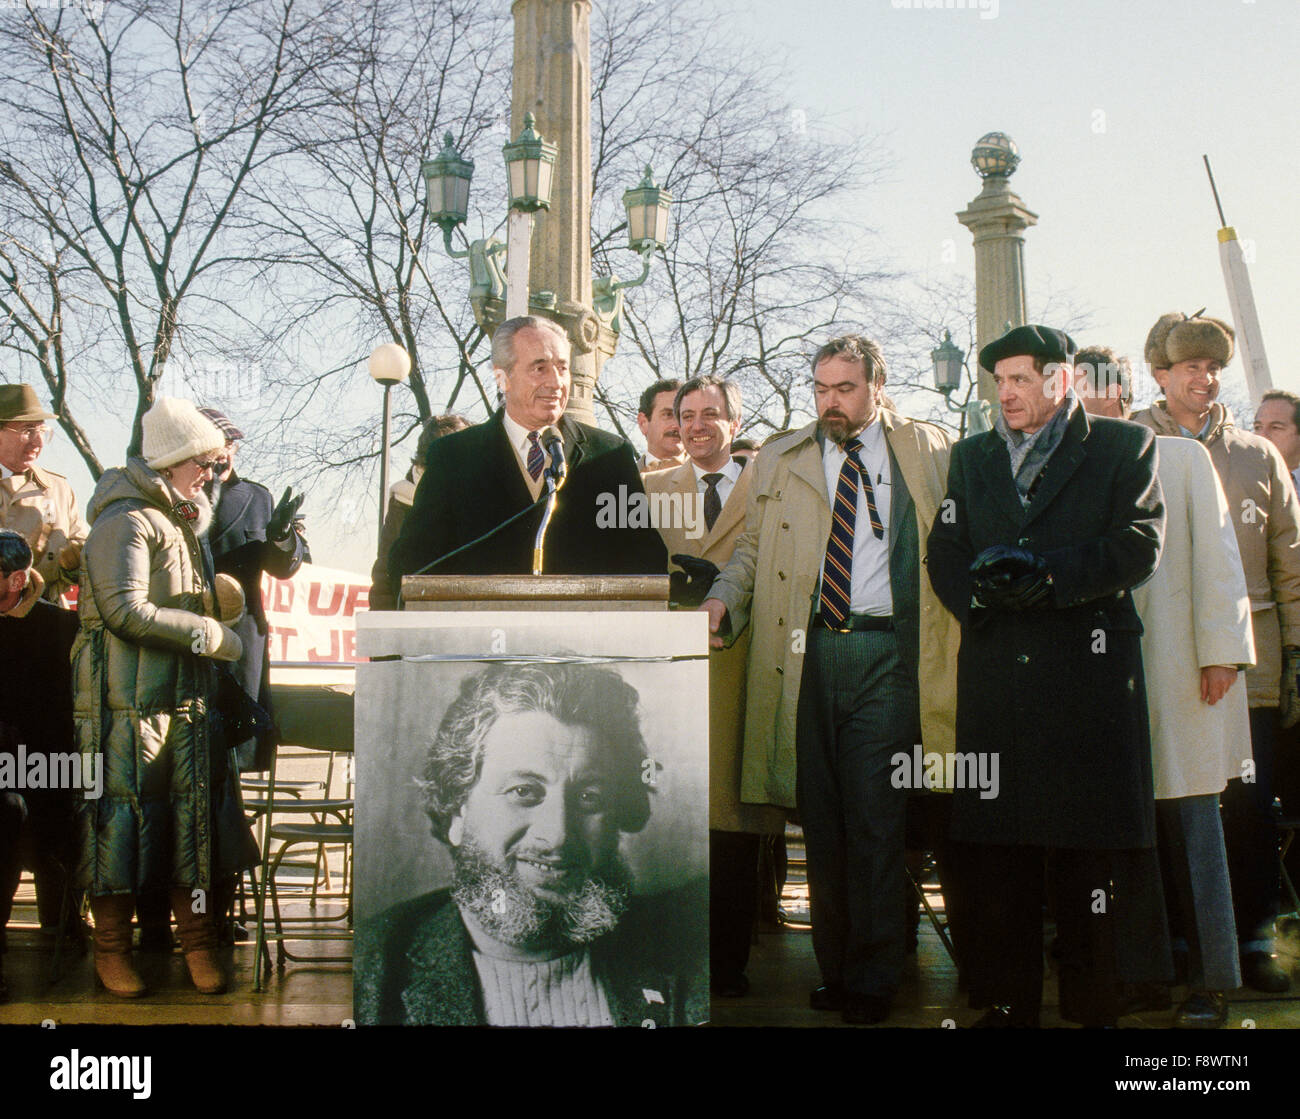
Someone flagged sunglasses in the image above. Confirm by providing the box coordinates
[192,459,223,472]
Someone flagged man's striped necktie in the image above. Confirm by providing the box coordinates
[819,434,884,626]
[526,430,545,481]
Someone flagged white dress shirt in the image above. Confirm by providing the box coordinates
[821,416,892,616]
[501,410,548,499]
[691,457,743,513]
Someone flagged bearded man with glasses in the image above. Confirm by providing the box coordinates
[0,385,88,604]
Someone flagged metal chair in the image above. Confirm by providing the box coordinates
[251,681,354,991]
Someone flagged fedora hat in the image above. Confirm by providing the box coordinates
[0,384,57,424]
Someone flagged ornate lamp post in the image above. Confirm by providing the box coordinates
[422,126,671,421]
[956,131,1038,406]
[368,342,411,535]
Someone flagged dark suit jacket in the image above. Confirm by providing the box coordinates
[354,884,709,1027]
[926,406,1165,849]
[388,412,666,582]
[209,471,310,770]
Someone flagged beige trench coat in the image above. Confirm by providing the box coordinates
[1133,437,1255,798]
[708,411,960,809]
[1133,402,1300,707]
[0,464,88,601]
[644,458,787,834]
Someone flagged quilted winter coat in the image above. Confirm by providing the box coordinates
[73,458,255,896]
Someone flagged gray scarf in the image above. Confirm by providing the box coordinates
[995,390,1078,506]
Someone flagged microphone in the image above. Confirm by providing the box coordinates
[540,425,567,484]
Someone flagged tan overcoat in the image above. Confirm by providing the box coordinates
[1133,401,1300,707]
[0,464,88,601]
[708,411,959,809]
[643,458,787,834]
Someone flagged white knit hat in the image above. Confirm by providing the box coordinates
[142,397,226,470]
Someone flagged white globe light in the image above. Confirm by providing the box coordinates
[368,342,411,385]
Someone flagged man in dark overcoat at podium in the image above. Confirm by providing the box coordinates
[389,316,665,582]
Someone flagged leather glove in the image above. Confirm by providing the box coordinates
[1280,646,1300,729]
[195,617,244,663]
[669,554,722,609]
[58,540,83,571]
[267,487,305,542]
[970,545,1053,611]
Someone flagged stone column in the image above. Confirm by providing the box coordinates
[956,133,1037,404]
[509,0,614,425]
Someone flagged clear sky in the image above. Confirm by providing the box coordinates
[740,0,1298,389]
[33,0,1300,574]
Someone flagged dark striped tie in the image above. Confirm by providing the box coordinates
[526,430,544,481]
[819,435,884,626]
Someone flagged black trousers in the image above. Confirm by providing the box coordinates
[1222,707,1281,949]
[0,788,77,944]
[953,840,1169,1025]
[796,627,916,998]
[709,830,761,983]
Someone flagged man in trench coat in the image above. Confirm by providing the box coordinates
[926,324,1167,1027]
[705,335,959,1024]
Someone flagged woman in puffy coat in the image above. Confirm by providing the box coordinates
[73,398,253,997]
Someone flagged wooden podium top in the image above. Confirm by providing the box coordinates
[399,574,669,611]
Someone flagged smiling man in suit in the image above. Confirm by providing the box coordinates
[643,376,787,998]
[388,316,665,583]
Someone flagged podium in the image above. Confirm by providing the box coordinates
[398,573,669,611]
[355,574,709,1024]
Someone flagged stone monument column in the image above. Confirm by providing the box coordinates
[510,0,613,424]
[956,132,1038,404]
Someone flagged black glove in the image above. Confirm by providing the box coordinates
[669,554,721,609]
[267,487,305,542]
[970,544,1053,611]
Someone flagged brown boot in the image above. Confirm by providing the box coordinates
[90,894,146,998]
[171,888,227,994]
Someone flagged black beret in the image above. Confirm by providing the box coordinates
[979,324,1076,373]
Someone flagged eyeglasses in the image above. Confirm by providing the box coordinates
[3,424,50,441]
[191,459,222,472]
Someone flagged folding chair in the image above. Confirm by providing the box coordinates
[252,682,354,991]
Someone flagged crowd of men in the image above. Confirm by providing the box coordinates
[369,312,1297,1028]
[3,307,1299,1027]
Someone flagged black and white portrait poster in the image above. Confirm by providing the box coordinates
[352,611,709,1027]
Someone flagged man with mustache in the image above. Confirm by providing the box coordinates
[354,661,707,1027]
[389,315,665,583]
[704,334,959,1024]
[636,378,686,473]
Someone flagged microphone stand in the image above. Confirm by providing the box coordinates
[532,461,567,575]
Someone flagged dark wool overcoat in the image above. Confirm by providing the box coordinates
[209,470,309,771]
[388,411,666,581]
[926,407,1165,849]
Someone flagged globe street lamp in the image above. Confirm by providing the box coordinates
[368,342,411,536]
[931,329,992,437]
